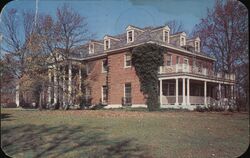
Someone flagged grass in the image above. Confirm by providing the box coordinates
[1,108,249,158]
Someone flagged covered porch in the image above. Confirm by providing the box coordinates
[159,76,235,110]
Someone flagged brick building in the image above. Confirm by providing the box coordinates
[44,25,235,110]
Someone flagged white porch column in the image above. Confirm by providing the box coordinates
[175,78,179,105]
[219,83,221,99]
[204,81,207,106]
[53,65,57,104]
[231,85,234,99]
[160,79,163,106]
[79,67,82,92]
[182,78,186,105]
[68,63,72,104]
[48,68,52,103]
[15,82,20,107]
[187,78,190,105]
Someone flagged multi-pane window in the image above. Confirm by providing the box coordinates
[124,83,132,105]
[102,59,108,72]
[85,86,91,99]
[127,31,133,42]
[197,61,202,73]
[125,53,132,67]
[176,56,180,64]
[166,54,172,66]
[102,85,108,104]
[162,82,175,96]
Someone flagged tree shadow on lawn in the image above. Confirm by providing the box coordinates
[1,113,14,121]
[1,124,151,158]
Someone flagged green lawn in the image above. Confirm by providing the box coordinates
[1,108,249,158]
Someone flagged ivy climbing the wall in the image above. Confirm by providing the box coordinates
[132,43,164,111]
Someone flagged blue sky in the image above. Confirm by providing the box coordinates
[1,0,216,40]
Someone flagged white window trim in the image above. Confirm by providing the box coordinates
[89,43,94,54]
[180,36,186,46]
[163,30,169,43]
[104,39,111,50]
[127,30,134,43]
[176,56,180,64]
[124,53,132,68]
[102,59,107,73]
[166,54,172,66]
[124,82,132,102]
[195,41,200,52]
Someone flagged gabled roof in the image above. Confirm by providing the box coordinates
[126,25,144,32]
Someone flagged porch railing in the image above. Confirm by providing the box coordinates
[159,64,235,81]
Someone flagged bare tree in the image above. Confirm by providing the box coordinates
[192,0,248,110]
[1,9,38,107]
[165,20,186,34]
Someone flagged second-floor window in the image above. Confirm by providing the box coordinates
[166,54,172,66]
[197,61,202,73]
[125,53,132,68]
[102,59,108,72]
[176,56,180,64]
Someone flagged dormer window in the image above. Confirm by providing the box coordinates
[89,43,94,54]
[195,41,200,52]
[163,30,169,43]
[104,39,110,50]
[180,37,185,46]
[127,30,134,43]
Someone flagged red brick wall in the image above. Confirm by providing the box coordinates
[107,52,145,105]
[163,51,214,72]
[86,58,107,104]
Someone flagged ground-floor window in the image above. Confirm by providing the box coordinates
[124,83,132,105]
[102,85,108,104]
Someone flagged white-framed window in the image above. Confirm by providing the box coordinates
[102,85,108,104]
[127,30,134,43]
[166,54,172,66]
[102,59,108,73]
[104,39,110,50]
[89,43,94,54]
[163,30,169,43]
[176,56,180,64]
[180,37,185,46]
[124,53,132,68]
[124,83,132,105]
[85,86,91,100]
[197,61,202,73]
